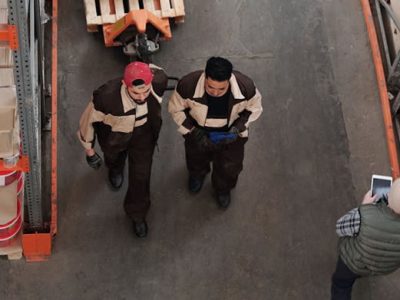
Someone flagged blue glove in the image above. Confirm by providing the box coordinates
[208,131,237,145]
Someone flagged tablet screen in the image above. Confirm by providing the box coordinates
[372,178,392,200]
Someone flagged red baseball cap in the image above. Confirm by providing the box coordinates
[123,62,153,87]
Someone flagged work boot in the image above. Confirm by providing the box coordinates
[188,175,205,194]
[216,192,231,209]
[133,220,148,238]
[108,169,123,191]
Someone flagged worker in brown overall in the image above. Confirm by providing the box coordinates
[168,57,263,208]
[78,62,168,238]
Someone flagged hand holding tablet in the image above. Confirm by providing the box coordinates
[370,174,393,202]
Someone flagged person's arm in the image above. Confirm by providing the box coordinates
[231,87,263,133]
[77,99,105,150]
[335,208,361,237]
[168,84,194,135]
[335,190,377,237]
[77,99,105,169]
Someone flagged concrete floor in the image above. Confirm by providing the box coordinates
[1,0,400,299]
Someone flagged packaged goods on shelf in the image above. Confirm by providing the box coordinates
[0,68,14,87]
[0,86,16,131]
[0,48,13,68]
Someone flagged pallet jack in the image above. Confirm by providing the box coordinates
[83,0,185,63]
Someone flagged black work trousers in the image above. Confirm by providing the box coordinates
[185,135,248,194]
[331,256,360,300]
[100,124,156,222]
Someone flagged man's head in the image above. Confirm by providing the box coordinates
[388,178,400,214]
[204,57,233,97]
[123,62,153,103]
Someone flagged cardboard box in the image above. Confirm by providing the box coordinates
[0,130,12,156]
[0,129,19,158]
[0,180,18,225]
[0,8,7,23]
[0,0,7,9]
[0,86,16,131]
[0,68,14,86]
[0,48,13,68]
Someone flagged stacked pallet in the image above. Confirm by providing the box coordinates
[84,0,185,31]
[0,0,23,260]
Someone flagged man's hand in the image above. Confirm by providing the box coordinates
[190,127,211,148]
[362,190,378,204]
[86,151,102,170]
[229,126,240,135]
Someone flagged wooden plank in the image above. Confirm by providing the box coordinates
[143,0,155,12]
[142,0,161,18]
[99,0,111,15]
[83,0,100,24]
[128,0,140,10]
[114,0,126,19]
[101,14,117,23]
[160,0,175,17]
[174,16,185,23]
[170,0,185,16]
[99,0,116,23]
[87,24,99,32]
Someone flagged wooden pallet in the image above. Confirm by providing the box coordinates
[84,0,185,31]
[0,232,23,260]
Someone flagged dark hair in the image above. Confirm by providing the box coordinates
[132,79,145,86]
[205,57,233,81]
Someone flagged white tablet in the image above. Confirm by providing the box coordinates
[371,174,393,200]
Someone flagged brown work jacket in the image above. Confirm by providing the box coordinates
[78,66,168,152]
[168,70,263,137]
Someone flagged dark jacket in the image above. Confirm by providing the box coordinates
[168,70,262,137]
[339,202,400,276]
[78,66,168,152]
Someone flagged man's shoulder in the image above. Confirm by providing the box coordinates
[179,70,203,86]
[233,70,253,83]
[232,71,256,98]
[176,70,203,98]
[92,78,122,110]
[94,78,122,96]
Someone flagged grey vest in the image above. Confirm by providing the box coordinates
[339,202,400,276]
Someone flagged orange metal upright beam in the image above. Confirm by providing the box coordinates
[0,156,30,172]
[50,0,58,236]
[360,0,400,179]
